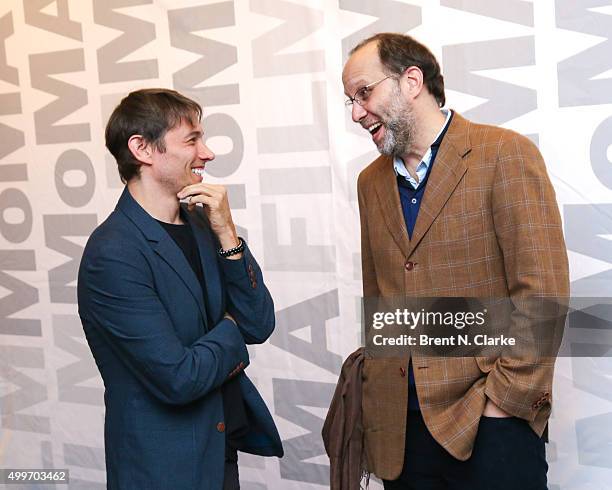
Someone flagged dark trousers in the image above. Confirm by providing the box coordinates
[383,411,548,490]
[223,447,240,490]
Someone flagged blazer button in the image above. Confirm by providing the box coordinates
[217,422,226,433]
[405,261,416,271]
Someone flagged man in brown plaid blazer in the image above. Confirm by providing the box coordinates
[342,33,569,489]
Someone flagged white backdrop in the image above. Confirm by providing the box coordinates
[1,1,611,488]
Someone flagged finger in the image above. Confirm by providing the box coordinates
[187,188,228,205]
[186,195,195,211]
[187,194,217,208]
[177,184,227,199]
[180,194,194,205]
[177,183,225,200]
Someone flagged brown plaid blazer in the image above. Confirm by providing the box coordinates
[357,111,569,480]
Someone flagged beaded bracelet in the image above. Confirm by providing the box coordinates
[218,237,245,258]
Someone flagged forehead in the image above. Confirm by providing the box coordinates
[342,41,384,93]
[165,117,202,140]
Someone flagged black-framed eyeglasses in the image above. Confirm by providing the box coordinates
[345,75,394,107]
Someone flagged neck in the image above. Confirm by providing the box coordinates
[127,177,182,224]
[399,105,446,173]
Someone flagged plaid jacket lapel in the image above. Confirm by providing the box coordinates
[373,156,411,258]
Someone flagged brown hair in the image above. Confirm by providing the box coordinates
[105,88,202,183]
[350,33,445,107]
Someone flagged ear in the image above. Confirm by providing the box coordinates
[401,66,424,99]
[127,135,154,165]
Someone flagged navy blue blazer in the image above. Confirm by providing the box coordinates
[78,188,283,490]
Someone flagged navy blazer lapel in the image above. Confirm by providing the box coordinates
[153,237,209,326]
[184,206,223,324]
[116,188,208,325]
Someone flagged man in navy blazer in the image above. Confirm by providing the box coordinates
[78,88,283,489]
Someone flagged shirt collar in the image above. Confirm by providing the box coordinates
[393,108,452,179]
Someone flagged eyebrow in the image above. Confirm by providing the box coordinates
[184,130,203,140]
[345,79,368,97]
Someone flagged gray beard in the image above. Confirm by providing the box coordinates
[376,97,417,158]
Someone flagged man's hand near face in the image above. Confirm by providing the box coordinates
[177,183,242,259]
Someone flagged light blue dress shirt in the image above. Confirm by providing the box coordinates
[393,109,452,189]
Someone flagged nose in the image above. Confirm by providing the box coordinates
[351,102,367,123]
[198,140,215,161]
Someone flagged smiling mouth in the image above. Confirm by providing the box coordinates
[191,167,205,177]
[367,122,383,137]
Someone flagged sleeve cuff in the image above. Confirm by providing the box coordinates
[218,243,256,283]
[484,369,539,422]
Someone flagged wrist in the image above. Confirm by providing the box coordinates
[219,237,245,260]
[217,227,239,250]
[484,398,511,418]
